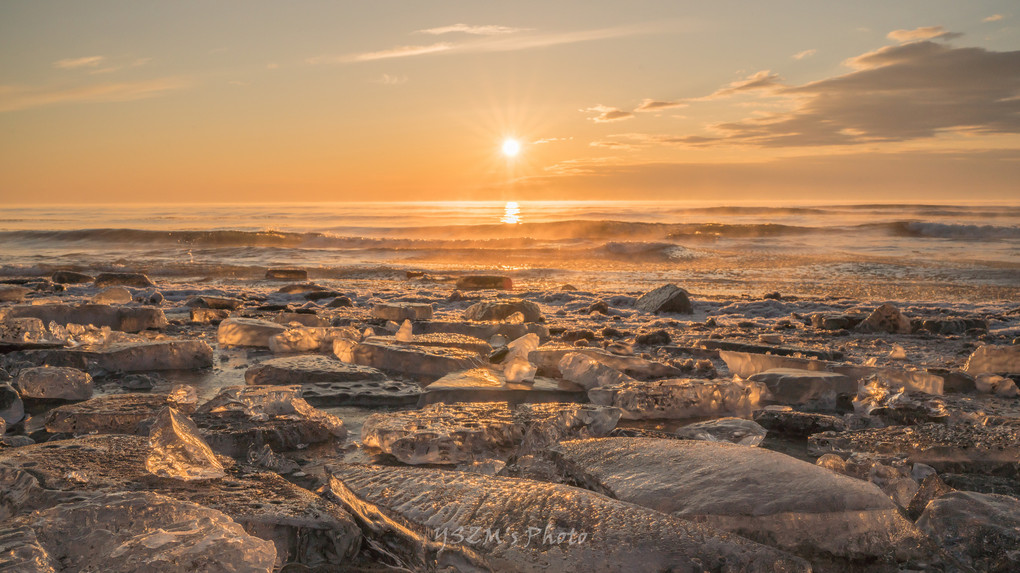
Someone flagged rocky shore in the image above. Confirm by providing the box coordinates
[1,269,1018,572]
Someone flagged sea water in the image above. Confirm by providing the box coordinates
[1,201,1017,300]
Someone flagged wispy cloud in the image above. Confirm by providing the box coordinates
[417,23,526,36]
[53,56,105,69]
[0,78,190,113]
[983,14,1004,23]
[708,70,784,98]
[373,73,408,85]
[792,49,816,60]
[635,99,687,112]
[887,26,961,43]
[310,24,659,64]
[584,105,634,123]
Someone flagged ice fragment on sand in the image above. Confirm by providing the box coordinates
[246,355,386,385]
[455,275,512,290]
[888,344,907,360]
[94,272,155,288]
[14,340,213,373]
[217,317,287,348]
[395,319,413,342]
[327,464,809,572]
[748,368,857,407]
[6,304,167,333]
[463,299,544,323]
[419,367,584,406]
[916,491,1020,571]
[14,367,93,401]
[503,333,539,383]
[350,341,483,380]
[964,344,1020,375]
[370,303,432,321]
[531,345,681,379]
[4,491,276,573]
[551,438,933,567]
[589,377,764,420]
[268,326,359,353]
[675,417,767,446]
[91,286,132,304]
[0,285,31,303]
[855,303,911,334]
[558,352,635,390]
[974,373,1019,396]
[145,406,225,481]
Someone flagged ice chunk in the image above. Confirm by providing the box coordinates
[504,357,537,383]
[0,285,31,303]
[888,344,907,360]
[268,326,359,353]
[195,385,346,457]
[0,317,47,342]
[0,434,362,567]
[14,366,94,401]
[272,311,327,328]
[916,491,1020,571]
[531,345,682,379]
[420,367,584,406]
[370,303,432,321]
[975,373,1019,397]
[7,303,167,333]
[809,423,1020,473]
[246,355,386,385]
[504,311,525,324]
[675,417,767,446]
[3,491,276,573]
[145,406,225,481]
[91,286,132,304]
[394,319,413,342]
[551,438,933,567]
[463,299,543,323]
[855,303,911,334]
[748,368,857,407]
[43,393,184,435]
[190,307,229,323]
[753,407,850,437]
[217,317,287,348]
[417,320,549,343]
[516,403,621,455]
[327,465,809,572]
[361,402,519,465]
[366,332,492,354]
[720,350,829,379]
[350,341,483,380]
[15,340,213,373]
[965,344,1020,375]
[588,377,765,420]
[0,383,25,426]
[558,352,635,390]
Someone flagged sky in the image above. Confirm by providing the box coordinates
[1,1,1018,204]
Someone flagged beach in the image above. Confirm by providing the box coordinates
[1,201,1019,571]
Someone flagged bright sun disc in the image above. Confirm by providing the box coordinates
[502,138,521,157]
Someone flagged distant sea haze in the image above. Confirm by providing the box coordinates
[1,202,1017,300]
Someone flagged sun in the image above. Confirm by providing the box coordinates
[502,138,521,157]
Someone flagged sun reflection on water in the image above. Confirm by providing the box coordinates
[501,201,521,224]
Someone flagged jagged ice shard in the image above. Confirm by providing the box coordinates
[145,406,225,481]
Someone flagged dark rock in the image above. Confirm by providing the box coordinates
[185,295,243,310]
[763,291,782,300]
[0,286,30,303]
[855,304,911,335]
[277,283,326,294]
[50,270,93,284]
[918,318,988,335]
[327,296,354,308]
[586,300,610,314]
[635,329,671,346]
[0,383,25,426]
[753,407,850,437]
[455,275,513,290]
[265,269,307,280]
[305,290,341,301]
[93,272,155,288]
[811,313,866,331]
[561,329,596,343]
[601,327,627,339]
[634,284,693,314]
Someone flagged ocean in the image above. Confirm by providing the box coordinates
[1,201,1018,301]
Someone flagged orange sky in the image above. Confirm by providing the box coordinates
[1,1,1018,203]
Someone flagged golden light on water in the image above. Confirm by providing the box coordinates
[501,201,521,224]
